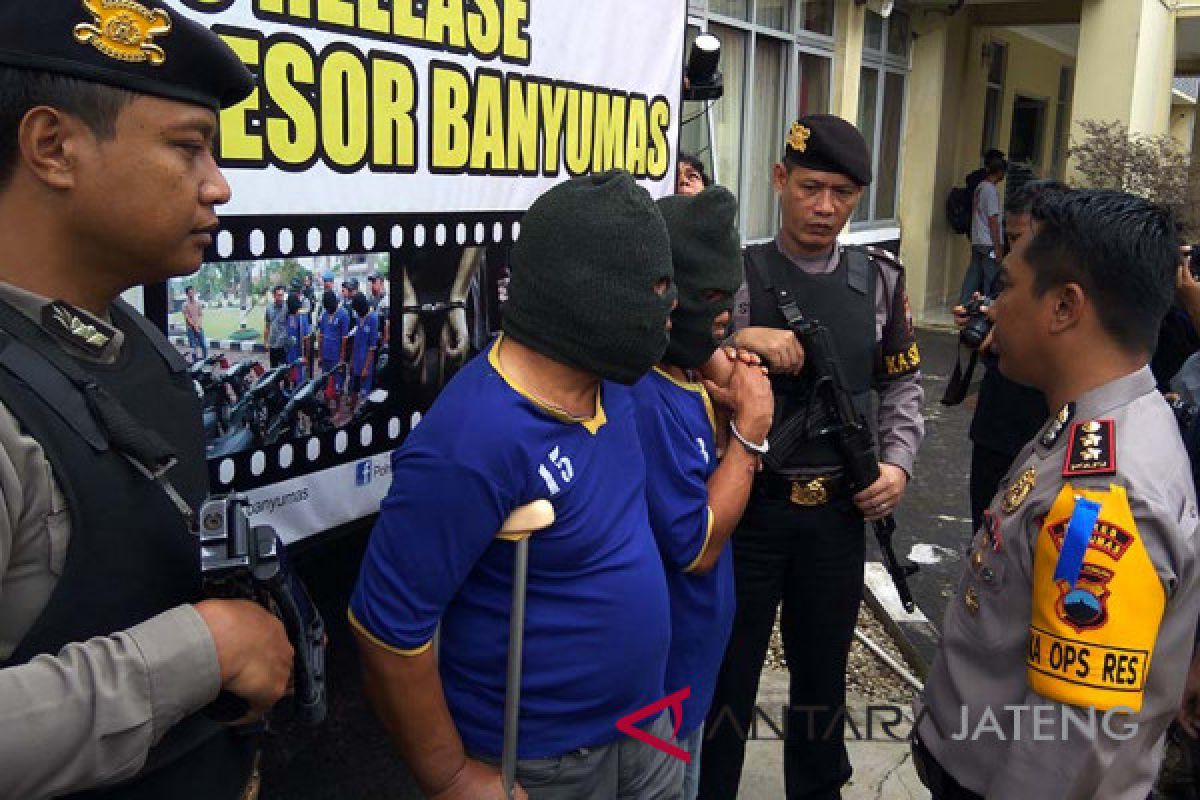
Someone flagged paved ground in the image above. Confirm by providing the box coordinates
[256,325,985,799]
[873,325,976,667]
[741,672,925,800]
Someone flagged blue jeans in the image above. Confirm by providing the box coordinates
[681,727,702,800]
[186,327,207,358]
[957,246,998,306]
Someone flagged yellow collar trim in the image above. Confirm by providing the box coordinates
[652,366,717,436]
[490,335,607,435]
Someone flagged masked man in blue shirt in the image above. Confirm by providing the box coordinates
[351,171,684,800]
[632,186,774,800]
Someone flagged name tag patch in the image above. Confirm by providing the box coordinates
[1028,627,1148,695]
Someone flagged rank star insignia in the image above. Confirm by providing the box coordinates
[1063,419,1116,477]
[787,122,811,153]
[74,0,172,66]
[1002,467,1037,514]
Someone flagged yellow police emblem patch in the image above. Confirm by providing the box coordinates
[74,0,171,66]
[787,122,811,153]
[1026,483,1165,713]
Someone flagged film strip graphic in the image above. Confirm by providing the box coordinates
[208,409,420,491]
[206,211,524,262]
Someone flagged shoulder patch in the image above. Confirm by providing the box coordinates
[1027,483,1165,713]
[1063,419,1116,477]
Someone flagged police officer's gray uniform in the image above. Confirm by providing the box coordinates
[0,285,225,799]
[701,115,925,799]
[0,3,261,797]
[915,367,1200,799]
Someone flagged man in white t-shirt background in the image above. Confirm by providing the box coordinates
[957,153,1008,305]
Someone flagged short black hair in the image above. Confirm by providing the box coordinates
[678,152,711,187]
[985,154,1008,177]
[185,285,195,293]
[0,67,137,187]
[983,148,1006,162]
[272,284,285,293]
[1004,179,1069,215]
[1026,189,1178,354]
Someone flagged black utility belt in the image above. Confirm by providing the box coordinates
[757,470,849,507]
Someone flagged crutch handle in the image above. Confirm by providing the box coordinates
[499,499,555,799]
[497,499,555,541]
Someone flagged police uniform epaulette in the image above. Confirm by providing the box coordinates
[41,301,113,358]
[1062,418,1117,478]
[862,245,905,273]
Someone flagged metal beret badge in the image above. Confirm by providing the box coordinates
[787,121,811,154]
[74,0,171,66]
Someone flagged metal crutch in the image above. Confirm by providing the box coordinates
[496,499,556,800]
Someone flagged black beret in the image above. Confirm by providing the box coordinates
[783,114,872,186]
[343,278,360,290]
[0,0,254,111]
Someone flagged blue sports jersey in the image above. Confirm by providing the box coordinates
[350,311,380,375]
[350,336,671,759]
[317,307,350,365]
[631,368,734,738]
[285,313,310,370]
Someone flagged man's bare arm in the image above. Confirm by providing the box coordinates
[353,630,518,799]
[354,635,465,793]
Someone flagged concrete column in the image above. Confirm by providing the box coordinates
[1071,0,1176,158]
[831,0,865,123]
[896,8,971,322]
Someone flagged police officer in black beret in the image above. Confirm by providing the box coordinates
[700,115,925,799]
[0,2,293,798]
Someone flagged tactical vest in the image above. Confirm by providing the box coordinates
[744,243,878,472]
[0,299,255,800]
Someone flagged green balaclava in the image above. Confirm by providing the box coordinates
[657,186,742,369]
[502,170,676,385]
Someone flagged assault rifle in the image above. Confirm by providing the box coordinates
[197,494,327,724]
[772,307,919,613]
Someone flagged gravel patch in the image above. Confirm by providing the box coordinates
[764,602,918,704]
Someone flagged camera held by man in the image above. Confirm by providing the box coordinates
[958,294,994,350]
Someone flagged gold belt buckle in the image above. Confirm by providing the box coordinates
[790,477,830,506]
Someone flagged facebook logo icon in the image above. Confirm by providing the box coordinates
[356,459,374,487]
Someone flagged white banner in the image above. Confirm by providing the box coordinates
[243,452,393,544]
[176,0,687,216]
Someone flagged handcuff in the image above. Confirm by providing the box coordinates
[729,419,770,456]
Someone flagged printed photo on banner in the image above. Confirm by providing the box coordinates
[170,254,398,459]
[163,0,685,542]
